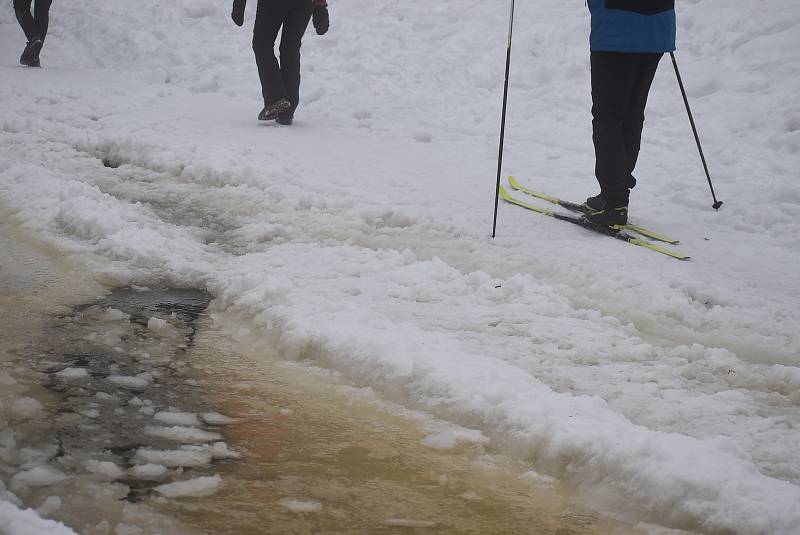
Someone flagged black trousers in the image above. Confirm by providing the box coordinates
[591,51,663,206]
[253,0,313,114]
[13,0,53,42]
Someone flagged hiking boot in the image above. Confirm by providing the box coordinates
[276,111,294,125]
[584,198,628,227]
[29,39,43,66]
[258,99,291,121]
[22,39,43,67]
[20,39,43,67]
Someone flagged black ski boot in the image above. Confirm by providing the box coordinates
[582,194,605,212]
[584,197,628,228]
[258,99,291,121]
[20,39,43,67]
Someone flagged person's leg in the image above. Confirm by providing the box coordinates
[253,0,290,105]
[591,51,639,206]
[33,0,54,41]
[622,53,663,180]
[278,0,313,117]
[13,0,36,41]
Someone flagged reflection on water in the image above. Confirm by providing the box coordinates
[172,319,638,535]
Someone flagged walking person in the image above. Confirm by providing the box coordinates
[231,0,330,125]
[13,0,53,67]
[582,1,676,227]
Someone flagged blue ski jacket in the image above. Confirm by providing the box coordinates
[587,0,676,53]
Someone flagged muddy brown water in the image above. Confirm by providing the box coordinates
[1,220,640,535]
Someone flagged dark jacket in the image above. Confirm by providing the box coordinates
[588,0,676,53]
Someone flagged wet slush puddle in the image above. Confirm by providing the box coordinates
[1,221,639,534]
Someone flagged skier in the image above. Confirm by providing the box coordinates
[582,1,676,227]
[231,0,330,125]
[13,0,53,67]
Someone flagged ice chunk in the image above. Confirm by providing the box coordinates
[520,470,559,486]
[109,374,151,389]
[100,308,129,321]
[95,392,115,402]
[132,446,213,468]
[19,445,58,464]
[386,518,437,528]
[55,367,89,380]
[200,412,238,426]
[154,411,199,427]
[11,397,44,420]
[421,428,488,451]
[147,317,169,331]
[127,463,168,480]
[154,475,222,498]
[10,465,68,489]
[211,442,241,460]
[85,460,124,480]
[36,496,62,517]
[144,426,221,443]
[0,372,17,386]
[278,499,323,513]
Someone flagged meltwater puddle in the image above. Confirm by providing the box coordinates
[1,222,640,534]
[166,315,641,535]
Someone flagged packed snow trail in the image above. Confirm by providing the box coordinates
[2,1,799,533]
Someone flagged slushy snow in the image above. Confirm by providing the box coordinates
[1,0,799,533]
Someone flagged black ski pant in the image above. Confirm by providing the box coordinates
[591,51,663,206]
[253,0,313,115]
[13,0,53,42]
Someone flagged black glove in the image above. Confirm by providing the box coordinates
[312,5,329,35]
[231,0,246,27]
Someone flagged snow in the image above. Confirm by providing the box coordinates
[1,0,799,533]
[0,501,78,535]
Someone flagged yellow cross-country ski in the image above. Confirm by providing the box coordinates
[499,185,690,261]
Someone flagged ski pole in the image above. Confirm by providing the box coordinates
[492,0,516,238]
[670,52,723,210]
